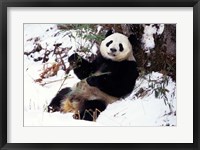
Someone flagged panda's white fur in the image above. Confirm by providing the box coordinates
[100,33,136,62]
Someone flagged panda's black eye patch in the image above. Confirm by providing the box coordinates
[106,40,113,47]
[119,43,124,52]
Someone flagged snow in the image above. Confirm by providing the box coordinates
[98,72,176,126]
[142,24,165,51]
[24,24,176,126]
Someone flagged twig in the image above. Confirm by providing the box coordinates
[82,109,93,120]
[39,78,64,86]
[57,75,69,93]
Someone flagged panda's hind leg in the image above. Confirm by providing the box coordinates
[60,98,82,113]
[47,87,72,113]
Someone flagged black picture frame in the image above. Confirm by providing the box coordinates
[0,0,199,150]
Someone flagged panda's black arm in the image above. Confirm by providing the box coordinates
[86,74,130,98]
[68,53,97,80]
[86,61,139,98]
[86,74,111,90]
[86,72,138,98]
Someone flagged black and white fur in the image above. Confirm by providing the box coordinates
[48,30,139,121]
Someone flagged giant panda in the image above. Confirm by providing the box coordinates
[47,30,139,121]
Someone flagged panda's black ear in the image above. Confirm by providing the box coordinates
[105,29,113,38]
[128,34,138,46]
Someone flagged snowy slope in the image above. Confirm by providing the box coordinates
[24,24,176,126]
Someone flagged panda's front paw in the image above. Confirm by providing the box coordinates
[68,53,79,63]
[68,53,83,70]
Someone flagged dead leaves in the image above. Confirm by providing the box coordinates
[35,63,61,83]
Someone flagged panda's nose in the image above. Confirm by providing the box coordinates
[110,48,117,53]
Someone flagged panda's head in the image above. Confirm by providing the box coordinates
[100,32,136,62]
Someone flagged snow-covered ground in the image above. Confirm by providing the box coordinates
[24,24,176,126]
